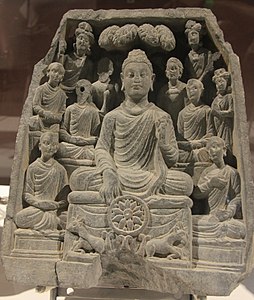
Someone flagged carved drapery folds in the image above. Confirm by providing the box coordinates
[2,9,253,297]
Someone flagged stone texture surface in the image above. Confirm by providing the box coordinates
[1,8,254,298]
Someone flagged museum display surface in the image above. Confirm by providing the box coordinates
[1,7,254,299]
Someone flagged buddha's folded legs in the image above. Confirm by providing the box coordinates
[70,167,193,197]
[70,167,102,191]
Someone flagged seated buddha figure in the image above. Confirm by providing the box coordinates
[70,49,193,203]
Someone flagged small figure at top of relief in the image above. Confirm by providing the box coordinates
[58,22,95,103]
[92,58,119,115]
[157,57,187,137]
[58,79,100,164]
[29,62,67,132]
[184,20,220,82]
[15,132,69,232]
[192,136,245,240]
[177,79,214,163]
[211,68,234,151]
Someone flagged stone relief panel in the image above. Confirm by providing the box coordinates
[1,8,253,297]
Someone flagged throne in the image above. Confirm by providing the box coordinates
[59,188,193,286]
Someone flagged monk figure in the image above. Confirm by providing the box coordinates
[177,79,214,163]
[192,136,245,240]
[70,49,193,202]
[15,132,68,232]
[57,79,100,162]
[157,57,187,137]
[30,62,67,132]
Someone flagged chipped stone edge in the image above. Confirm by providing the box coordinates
[1,8,253,296]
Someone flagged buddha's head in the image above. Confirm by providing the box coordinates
[121,49,155,102]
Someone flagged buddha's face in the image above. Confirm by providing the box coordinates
[188,30,200,47]
[186,82,203,105]
[76,33,90,53]
[121,62,154,102]
[39,134,58,160]
[215,76,227,93]
[166,63,181,80]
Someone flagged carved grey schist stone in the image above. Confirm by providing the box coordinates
[2,8,254,298]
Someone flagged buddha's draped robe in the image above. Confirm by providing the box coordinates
[59,102,100,160]
[95,102,180,198]
[15,158,68,231]
[32,82,67,131]
[193,164,245,240]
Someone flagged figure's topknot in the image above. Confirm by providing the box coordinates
[122,49,153,72]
